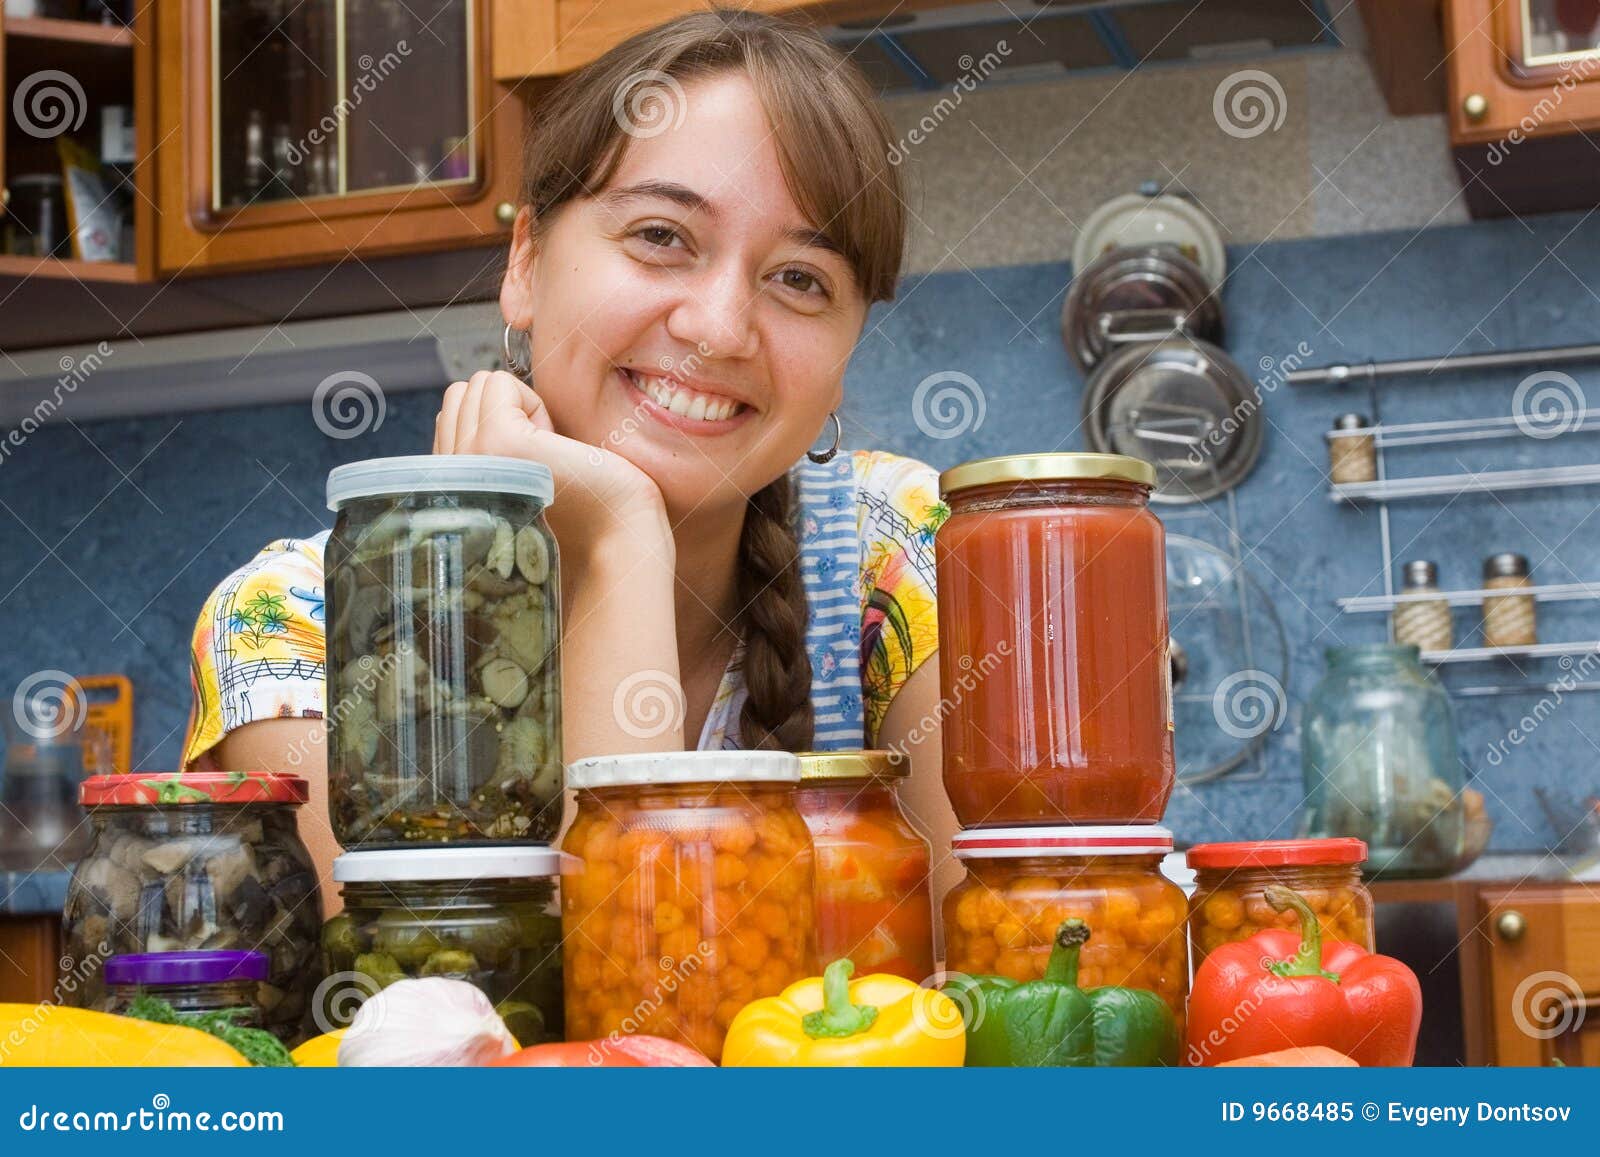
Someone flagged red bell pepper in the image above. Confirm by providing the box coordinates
[1187,885,1422,1067]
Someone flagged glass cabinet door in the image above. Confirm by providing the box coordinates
[211,0,476,212]
[1517,0,1600,69]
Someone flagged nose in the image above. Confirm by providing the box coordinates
[665,262,759,361]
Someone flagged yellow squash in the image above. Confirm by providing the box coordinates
[290,1029,346,1067]
[0,1004,250,1067]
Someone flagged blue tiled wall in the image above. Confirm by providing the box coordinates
[4,211,1598,852]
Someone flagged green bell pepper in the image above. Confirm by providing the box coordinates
[945,918,1178,1067]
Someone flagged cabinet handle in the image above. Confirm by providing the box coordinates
[1496,909,1526,942]
[1463,93,1489,122]
[494,201,517,226]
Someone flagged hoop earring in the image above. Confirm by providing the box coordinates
[807,411,842,464]
[502,323,532,379]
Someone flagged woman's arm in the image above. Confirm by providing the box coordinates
[874,658,960,957]
[435,370,685,757]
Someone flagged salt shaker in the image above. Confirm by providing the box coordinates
[1392,560,1453,653]
[1329,413,1377,484]
[1483,553,1537,649]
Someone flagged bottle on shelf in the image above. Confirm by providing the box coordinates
[1482,552,1537,649]
[1328,413,1377,484]
[1391,559,1453,653]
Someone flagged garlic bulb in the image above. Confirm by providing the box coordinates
[337,978,518,1067]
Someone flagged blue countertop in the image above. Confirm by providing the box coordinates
[0,869,71,916]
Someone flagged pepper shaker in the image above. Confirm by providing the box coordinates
[1329,413,1377,484]
[1483,553,1537,649]
[1392,560,1453,653]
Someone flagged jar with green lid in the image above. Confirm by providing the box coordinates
[100,950,269,1024]
[319,846,564,1045]
[325,455,563,847]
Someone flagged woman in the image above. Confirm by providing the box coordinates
[183,9,957,905]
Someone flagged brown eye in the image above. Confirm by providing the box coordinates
[636,225,678,247]
[780,268,820,295]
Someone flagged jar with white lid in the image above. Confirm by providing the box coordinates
[560,751,816,1063]
[319,845,564,1045]
[325,455,563,848]
[943,825,1187,1026]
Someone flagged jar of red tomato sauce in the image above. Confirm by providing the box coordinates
[794,750,934,983]
[936,453,1173,826]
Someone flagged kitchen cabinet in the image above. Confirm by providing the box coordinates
[1373,876,1600,1065]
[0,916,61,1005]
[1445,0,1600,215]
[155,1,523,275]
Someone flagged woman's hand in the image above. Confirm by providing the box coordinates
[434,369,686,755]
[433,370,671,566]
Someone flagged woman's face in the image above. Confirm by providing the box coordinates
[501,72,870,521]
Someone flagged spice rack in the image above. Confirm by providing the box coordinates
[1291,345,1600,695]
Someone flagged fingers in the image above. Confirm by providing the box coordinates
[436,370,551,456]
[457,369,494,451]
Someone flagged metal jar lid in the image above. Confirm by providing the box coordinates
[1081,337,1263,504]
[1484,552,1530,579]
[939,452,1157,496]
[1332,413,1370,432]
[796,750,909,782]
[1061,246,1224,375]
[566,750,800,789]
[1402,559,1439,588]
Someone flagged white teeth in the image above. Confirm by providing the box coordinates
[625,369,743,423]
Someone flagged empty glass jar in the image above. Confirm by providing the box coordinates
[325,456,563,847]
[1301,645,1465,878]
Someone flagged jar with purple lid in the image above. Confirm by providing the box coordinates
[99,950,269,1026]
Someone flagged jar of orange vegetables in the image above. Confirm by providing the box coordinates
[943,826,1186,1025]
[1186,838,1373,965]
[795,750,934,983]
[560,752,815,1063]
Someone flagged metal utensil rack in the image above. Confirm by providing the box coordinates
[1290,344,1600,697]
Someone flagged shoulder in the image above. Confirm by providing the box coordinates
[848,449,947,555]
[214,529,328,590]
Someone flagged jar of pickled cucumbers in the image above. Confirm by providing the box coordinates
[319,846,565,1045]
[325,456,563,847]
[560,752,815,1063]
[1186,838,1373,964]
[795,750,934,983]
[943,826,1186,1026]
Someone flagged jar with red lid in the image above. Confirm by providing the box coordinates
[936,453,1173,826]
[795,750,934,983]
[942,826,1187,1026]
[560,752,815,1063]
[1186,838,1373,965]
[62,772,324,1042]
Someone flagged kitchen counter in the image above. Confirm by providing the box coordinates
[0,869,71,915]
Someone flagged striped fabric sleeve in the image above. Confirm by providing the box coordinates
[854,451,948,745]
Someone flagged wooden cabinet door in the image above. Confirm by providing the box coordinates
[1445,0,1600,144]
[156,1,522,276]
[1479,886,1600,1066]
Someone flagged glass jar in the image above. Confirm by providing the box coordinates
[1302,645,1465,878]
[325,455,563,847]
[320,846,564,1045]
[942,826,1186,1027]
[795,750,934,983]
[1186,839,1373,966]
[936,453,1174,826]
[561,752,815,1063]
[63,773,323,1042]
[100,950,269,1024]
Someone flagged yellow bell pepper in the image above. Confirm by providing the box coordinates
[289,1029,347,1067]
[0,1004,250,1067]
[722,959,965,1067]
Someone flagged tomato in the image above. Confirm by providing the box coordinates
[610,1035,716,1067]
[489,1043,644,1067]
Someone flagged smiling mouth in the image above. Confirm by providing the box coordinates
[620,367,750,423]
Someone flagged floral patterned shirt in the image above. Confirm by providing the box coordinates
[181,450,946,765]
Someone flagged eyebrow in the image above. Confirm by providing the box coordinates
[601,180,844,257]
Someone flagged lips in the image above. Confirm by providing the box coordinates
[619,367,750,424]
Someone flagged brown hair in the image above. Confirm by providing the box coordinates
[517,8,906,750]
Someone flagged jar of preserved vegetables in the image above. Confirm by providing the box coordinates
[937,453,1173,826]
[943,826,1186,1026]
[325,455,563,847]
[320,846,564,1045]
[561,752,815,1063]
[63,772,323,1043]
[1187,838,1373,965]
[100,950,269,1024]
[795,750,933,983]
